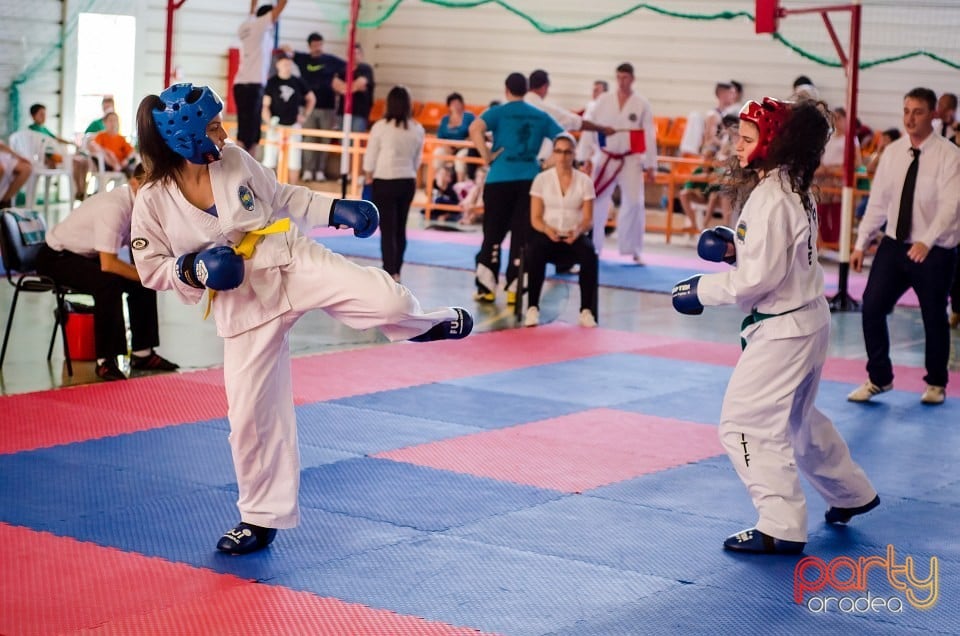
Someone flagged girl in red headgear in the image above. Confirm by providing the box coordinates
[671,98,879,554]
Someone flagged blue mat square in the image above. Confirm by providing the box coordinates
[445,353,715,408]
[0,451,203,530]
[298,457,563,531]
[59,487,425,582]
[333,382,585,430]
[294,402,482,455]
[31,423,238,488]
[449,495,737,581]
[551,580,929,635]
[273,533,679,636]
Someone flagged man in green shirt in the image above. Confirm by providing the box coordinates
[84,96,115,134]
[28,103,90,200]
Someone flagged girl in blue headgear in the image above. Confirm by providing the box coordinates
[671,98,879,554]
[131,84,473,555]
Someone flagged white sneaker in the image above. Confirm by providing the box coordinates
[301,171,313,182]
[921,385,945,405]
[524,306,540,327]
[315,171,327,181]
[578,309,597,328]
[847,380,893,403]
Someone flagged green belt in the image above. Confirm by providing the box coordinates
[740,305,805,350]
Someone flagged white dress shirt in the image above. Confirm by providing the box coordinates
[529,168,596,234]
[857,132,960,250]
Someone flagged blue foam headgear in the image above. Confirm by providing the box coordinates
[152,83,223,164]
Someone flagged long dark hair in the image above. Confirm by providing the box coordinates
[725,100,831,216]
[136,94,187,185]
[384,85,412,129]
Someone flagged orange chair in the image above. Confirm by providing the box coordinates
[465,103,487,117]
[368,98,386,124]
[416,101,447,133]
[654,116,671,149]
[661,117,687,154]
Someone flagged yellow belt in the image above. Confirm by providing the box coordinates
[203,218,291,319]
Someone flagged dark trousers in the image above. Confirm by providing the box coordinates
[35,246,160,359]
[861,237,958,387]
[476,179,532,294]
[373,178,416,277]
[232,83,265,149]
[526,231,599,317]
[951,255,960,314]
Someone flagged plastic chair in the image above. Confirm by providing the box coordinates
[83,135,127,195]
[0,209,79,375]
[8,131,75,212]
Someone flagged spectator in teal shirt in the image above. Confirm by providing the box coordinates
[468,72,563,303]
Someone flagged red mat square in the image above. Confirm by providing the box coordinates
[376,408,724,492]
[0,523,489,635]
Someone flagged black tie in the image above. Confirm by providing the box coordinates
[896,147,920,242]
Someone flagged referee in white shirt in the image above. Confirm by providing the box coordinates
[849,87,960,405]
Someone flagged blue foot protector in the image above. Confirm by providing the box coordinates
[824,494,880,524]
[723,528,805,554]
[216,522,278,555]
[409,308,473,342]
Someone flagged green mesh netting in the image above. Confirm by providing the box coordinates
[6,0,96,136]
[336,0,960,70]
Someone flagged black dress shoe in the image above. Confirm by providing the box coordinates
[216,522,277,555]
[825,495,880,524]
[95,360,127,381]
[723,528,805,554]
[130,351,180,371]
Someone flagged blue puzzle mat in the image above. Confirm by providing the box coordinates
[316,235,701,294]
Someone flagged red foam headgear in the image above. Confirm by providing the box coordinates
[739,97,793,164]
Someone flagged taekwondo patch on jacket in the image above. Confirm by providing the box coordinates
[131,237,149,250]
[736,220,747,243]
[238,185,255,212]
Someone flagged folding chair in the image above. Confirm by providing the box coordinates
[0,209,78,375]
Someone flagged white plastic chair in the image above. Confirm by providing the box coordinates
[8,130,75,212]
[82,134,126,195]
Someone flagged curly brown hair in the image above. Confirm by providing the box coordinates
[724,99,832,216]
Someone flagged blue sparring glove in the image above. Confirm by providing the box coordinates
[176,246,245,291]
[672,275,704,315]
[329,198,379,238]
[697,226,737,264]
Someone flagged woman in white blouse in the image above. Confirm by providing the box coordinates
[363,85,425,282]
[526,133,599,327]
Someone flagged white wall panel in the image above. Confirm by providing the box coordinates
[4,1,959,140]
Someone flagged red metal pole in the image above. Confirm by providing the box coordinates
[164,0,188,88]
[831,0,862,311]
[340,0,361,194]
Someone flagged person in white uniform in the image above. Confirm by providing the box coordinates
[671,97,879,554]
[131,84,474,555]
[35,164,179,381]
[576,63,657,262]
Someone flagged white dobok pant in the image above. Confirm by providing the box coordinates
[591,153,646,258]
[222,239,458,529]
[720,318,877,542]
